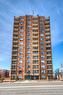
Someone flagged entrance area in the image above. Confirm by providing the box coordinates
[25,75,39,80]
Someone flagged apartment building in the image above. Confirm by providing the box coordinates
[11,15,53,80]
[0,69,10,79]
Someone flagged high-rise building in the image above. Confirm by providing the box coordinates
[11,15,53,80]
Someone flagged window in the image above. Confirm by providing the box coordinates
[41,56,44,60]
[27,42,30,45]
[47,56,51,59]
[20,26,24,29]
[46,43,51,45]
[19,60,22,63]
[20,38,23,41]
[33,38,38,40]
[40,38,44,40]
[41,47,44,50]
[41,55,44,58]
[19,52,23,54]
[19,56,22,58]
[41,65,46,69]
[27,25,31,28]
[27,46,30,49]
[48,70,52,74]
[40,34,44,36]
[11,71,16,74]
[33,56,38,59]
[47,65,52,69]
[20,34,23,36]
[12,61,16,64]
[40,29,44,33]
[48,75,52,80]
[46,39,51,42]
[33,34,38,36]
[11,65,16,69]
[46,47,51,50]
[20,22,24,25]
[40,27,44,31]
[27,60,30,63]
[33,42,38,44]
[42,75,46,79]
[40,42,44,45]
[27,70,30,74]
[33,30,38,32]
[27,56,30,58]
[27,16,31,20]
[19,46,23,50]
[33,47,38,49]
[41,52,44,55]
[27,30,30,32]
[27,33,30,36]
[18,65,22,69]
[27,21,31,25]
[33,65,38,69]
[33,70,39,74]
[47,61,51,64]
[19,70,22,74]
[27,38,30,40]
[20,30,24,32]
[33,51,38,54]
[33,60,38,64]
[19,42,23,45]
[41,60,45,64]
[20,17,24,20]
[47,51,51,54]
[41,70,46,74]
[27,51,30,54]
[18,76,22,79]
[26,65,30,68]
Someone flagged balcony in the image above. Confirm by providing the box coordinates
[32,36,38,38]
[46,45,51,47]
[45,25,50,28]
[45,21,50,24]
[47,68,52,70]
[14,25,19,28]
[32,27,38,30]
[13,45,18,47]
[13,42,18,45]
[32,40,38,43]
[13,40,18,42]
[47,54,51,57]
[32,44,38,47]
[47,64,52,65]
[46,41,51,43]
[13,32,18,35]
[14,28,19,31]
[45,33,50,36]
[12,49,17,51]
[13,37,18,40]
[33,42,38,45]
[14,21,19,24]
[33,20,38,23]
[12,54,17,56]
[47,58,51,61]
[12,59,17,61]
[33,23,38,25]
[46,36,50,39]
[32,25,38,27]
[45,28,50,32]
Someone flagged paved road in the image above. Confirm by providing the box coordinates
[0,81,63,95]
